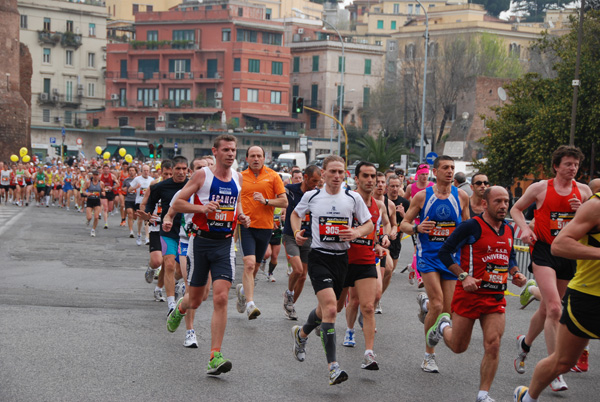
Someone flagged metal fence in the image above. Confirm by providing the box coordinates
[506,218,534,280]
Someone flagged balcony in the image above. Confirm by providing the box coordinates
[37,31,61,46]
[129,40,198,51]
[37,31,82,49]
[105,70,224,81]
[61,32,82,49]
[37,92,81,107]
[334,101,355,112]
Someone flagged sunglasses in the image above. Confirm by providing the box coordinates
[473,181,490,186]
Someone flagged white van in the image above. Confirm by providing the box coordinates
[275,152,307,170]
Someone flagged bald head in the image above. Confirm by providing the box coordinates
[483,186,509,222]
[589,178,600,194]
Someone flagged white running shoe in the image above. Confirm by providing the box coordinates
[129,231,134,238]
[343,329,356,347]
[476,395,495,402]
[184,330,198,348]
[235,284,246,313]
[136,235,142,246]
[90,229,96,237]
[514,335,528,374]
[550,375,568,392]
[267,273,276,282]
[144,266,154,284]
[361,351,379,370]
[154,288,165,302]
[291,325,307,362]
[416,292,429,324]
[421,354,439,373]
[374,301,382,314]
[246,304,261,320]
[145,237,150,245]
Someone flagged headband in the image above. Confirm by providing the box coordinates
[417,167,429,176]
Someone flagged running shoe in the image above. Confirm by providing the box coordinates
[416,292,429,324]
[175,281,186,301]
[136,235,142,246]
[476,395,495,402]
[145,237,150,245]
[513,386,528,402]
[120,220,126,227]
[104,223,108,229]
[408,269,416,285]
[167,298,186,333]
[550,375,568,392]
[343,328,356,347]
[154,288,165,302]
[571,348,589,373]
[207,352,232,375]
[417,277,424,288]
[361,352,379,370]
[246,304,261,320]
[267,273,276,282]
[426,313,451,348]
[259,260,266,273]
[514,335,528,374]
[154,267,161,280]
[283,291,296,320]
[235,284,246,314]
[90,229,95,237]
[144,266,154,284]
[328,363,348,385]
[374,301,382,314]
[292,325,307,362]
[129,231,134,238]
[520,279,537,309]
[184,330,198,348]
[421,354,439,373]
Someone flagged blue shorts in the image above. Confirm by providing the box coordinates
[175,241,189,264]
[160,236,179,257]
[417,257,457,281]
[240,226,272,260]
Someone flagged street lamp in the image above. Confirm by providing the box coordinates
[415,0,429,163]
[292,7,346,157]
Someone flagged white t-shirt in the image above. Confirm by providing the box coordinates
[130,175,154,204]
[294,187,372,251]
[169,189,194,244]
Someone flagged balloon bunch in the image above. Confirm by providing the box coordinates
[10,147,31,163]
[95,145,132,163]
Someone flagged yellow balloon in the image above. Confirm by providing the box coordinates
[103,152,110,160]
[155,163,161,170]
[125,154,133,163]
[22,155,31,163]
[95,146,102,155]
[10,154,18,162]
[119,148,126,157]
[20,147,28,157]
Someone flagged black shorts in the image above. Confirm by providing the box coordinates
[529,240,576,280]
[269,231,282,246]
[87,198,101,208]
[0,185,9,191]
[560,287,600,339]
[149,231,161,253]
[380,255,387,269]
[36,186,46,194]
[240,226,272,259]
[101,191,115,201]
[55,185,62,190]
[188,236,235,287]
[344,263,378,288]
[308,248,348,300]
[388,236,402,260]
[124,201,137,210]
[9,185,16,190]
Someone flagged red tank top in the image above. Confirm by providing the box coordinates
[100,173,114,190]
[533,179,581,245]
[348,197,380,265]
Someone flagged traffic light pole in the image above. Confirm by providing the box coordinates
[303,106,348,169]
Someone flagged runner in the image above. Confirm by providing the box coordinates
[236,146,287,320]
[514,190,600,402]
[81,170,105,237]
[282,165,322,320]
[260,207,284,282]
[454,172,473,196]
[510,145,592,391]
[62,167,74,210]
[400,155,470,373]
[1,163,13,204]
[469,172,490,217]
[166,134,250,375]
[99,164,117,229]
[129,165,153,246]
[428,186,527,402]
[122,165,138,238]
[290,155,373,385]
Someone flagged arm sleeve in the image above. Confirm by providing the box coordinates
[438,219,481,268]
[508,224,518,268]
[145,182,159,213]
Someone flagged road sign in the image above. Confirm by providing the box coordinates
[61,127,66,139]
[174,142,178,150]
[50,137,56,144]
[76,137,83,145]
[426,152,438,165]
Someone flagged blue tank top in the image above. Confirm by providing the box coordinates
[417,186,462,268]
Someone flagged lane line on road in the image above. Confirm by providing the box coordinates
[0,208,28,237]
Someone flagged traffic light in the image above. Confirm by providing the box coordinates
[149,143,155,159]
[55,146,61,156]
[293,97,304,113]
[157,144,163,159]
[62,145,67,157]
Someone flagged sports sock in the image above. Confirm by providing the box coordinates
[440,321,450,334]
[268,262,277,275]
[246,301,255,309]
[167,296,175,305]
[523,391,537,402]
[155,286,161,292]
[186,329,194,335]
[521,338,531,353]
[365,349,373,356]
[477,391,488,399]
[302,308,321,335]
[210,348,220,359]
[321,322,337,364]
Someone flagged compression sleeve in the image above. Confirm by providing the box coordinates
[438,219,481,268]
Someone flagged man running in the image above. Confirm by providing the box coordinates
[236,146,287,319]
[166,134,250,375]
[99,164,117,229]
[514,189,600,402]
[82,170,105,237]
[469,173,490,217]
[290,155,373,385]
[427,186,527,402]
[400,155,470,373]
[382,174,409,292]
[282,165,322,320]
[129,164,153,246]
[511,145,591,391]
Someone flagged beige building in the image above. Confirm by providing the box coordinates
[18,0,108,158]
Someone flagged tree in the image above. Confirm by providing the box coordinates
[472,0,511,17]
[479,11,600,184]
[349,131,409,170]
[513,1,563,22]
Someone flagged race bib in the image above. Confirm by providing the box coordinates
[139,188,147,196]
[207,208,235,229]
[481,263,509,291]
[428,221,456,242]
[318,216,349,242]
[550,211,575,236]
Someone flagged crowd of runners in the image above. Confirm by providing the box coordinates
[2,141,599,401]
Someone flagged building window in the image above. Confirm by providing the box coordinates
[65,50,73,66]
[388,40,397,51]
[338,56,345,73]
[363,87,370,108]
[119,88,127,106]
[311,84,318,107]
[391,21,397,30]
[88,82,95,97]
[247,89,258,102]
[416,4,421,15]
[43,78,51,94]
[118,117,128,127]
[405,43,415,59]
[428,42,439,57]
[312,55,319,72]
[238,7,243,16]
[364,59,371,75]
[310,114,317,129]
[138,59,159,79]
[65,81,73,102]
[20,15,27,29]
[262,32,282,45]
[292,85,299,97]
[377,20,383,29]
[64,111,73,125]
[168,88,190,107]
[88,53,95,68]
[66,20,73,33]
[272,61,283,75]
[147,5,153,12]
[233,88,240,101]
[408,4,414,14]
[375,40,382,46]
[137,88,158,107]
[147,30,158,41]
[293,57,300,73]
[89,23,96,37]
[222,29,231,42]
[236,29,258,43]
[248,59,260,73]
[43,48,51,64]
[172,30,194,48]
[234,58,241,72]
[270,91,281,104]
[393,4,400,14]
[43,17,51,31]
[42,109,50,122]
[169,59,191,77]
[509,43,521,58]
[266,8,272,20]
[132,4,139,14]
[362,115,369,129]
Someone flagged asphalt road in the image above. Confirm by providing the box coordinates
[1,203,599,402]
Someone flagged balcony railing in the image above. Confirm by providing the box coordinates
[129,40,198,51]
[37,31,82,48]
[105,70,224,80]
[38,92,81,106]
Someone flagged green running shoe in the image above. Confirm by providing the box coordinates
[426,313,451,348]
[520,279,537,309]
[166,297,186,333]
[207,352,232,375]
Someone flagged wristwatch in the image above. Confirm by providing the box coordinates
[265,198,269,205]
[458,272,469,281]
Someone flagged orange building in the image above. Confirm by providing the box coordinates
[102,2,296,132]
